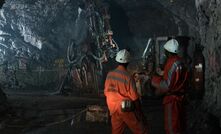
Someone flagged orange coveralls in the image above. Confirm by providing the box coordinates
[104,65,148,134]
[152,55,188,134]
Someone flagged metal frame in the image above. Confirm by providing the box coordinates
[155,36,168,68]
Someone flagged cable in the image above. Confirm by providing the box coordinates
[4,108,88,128]
[44,108,87,127]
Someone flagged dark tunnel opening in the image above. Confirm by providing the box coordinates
[108,0,135,51]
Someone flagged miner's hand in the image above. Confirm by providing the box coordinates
[156,67,164,76]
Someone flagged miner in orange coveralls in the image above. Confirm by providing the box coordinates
[151,39,188,134]
[104,49,148,134]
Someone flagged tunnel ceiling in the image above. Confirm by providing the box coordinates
[109,0,198,56]
[114,0,198,30]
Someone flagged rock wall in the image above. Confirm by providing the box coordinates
[196,0,221,125]
[0,0,92,92]
[0,0,80,66]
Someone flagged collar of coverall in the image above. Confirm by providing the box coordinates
[166,55,180,61]
[117,65,127,71]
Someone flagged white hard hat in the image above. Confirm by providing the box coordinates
[115,49,130,63]
[164,39,179,53]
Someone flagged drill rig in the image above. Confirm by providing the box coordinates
[58,0,119,95]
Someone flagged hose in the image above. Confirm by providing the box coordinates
[67,41,79,64]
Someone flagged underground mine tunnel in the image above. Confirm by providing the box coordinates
[0,0,221,134]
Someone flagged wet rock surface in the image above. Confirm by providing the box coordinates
[0,0,79,64]
[192,0,221,133]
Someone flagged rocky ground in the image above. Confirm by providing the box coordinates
[0,95,164,134]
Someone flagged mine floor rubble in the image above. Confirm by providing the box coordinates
[0,95,164,134]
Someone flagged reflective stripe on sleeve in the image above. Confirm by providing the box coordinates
[167,61,181,87]
[106,75,128,85]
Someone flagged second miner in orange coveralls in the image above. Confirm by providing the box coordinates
[152,39,189,134]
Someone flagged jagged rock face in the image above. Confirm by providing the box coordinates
[0,0,96,92]
[0,0,81,66]
[196,0,221,121]
[0,0,198,64]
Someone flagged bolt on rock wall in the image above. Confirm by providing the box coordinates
[196,0,221,119]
